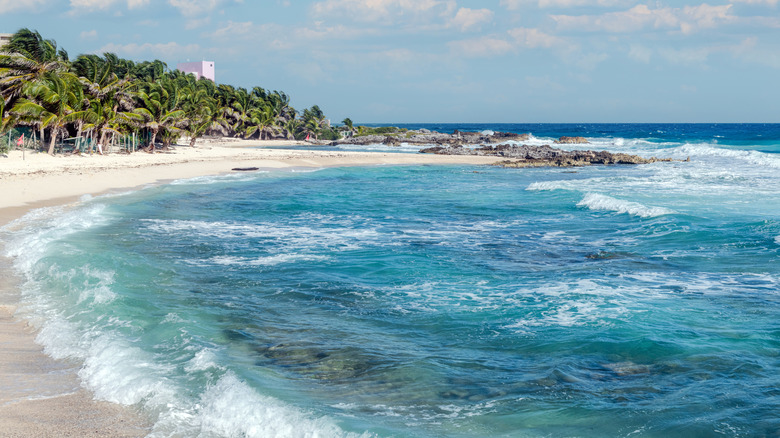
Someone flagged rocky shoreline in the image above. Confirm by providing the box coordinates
[420,144,678,168]
[329,129,677,168]
[329,129,531,148]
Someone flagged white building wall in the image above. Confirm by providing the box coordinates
[176,61,215,82]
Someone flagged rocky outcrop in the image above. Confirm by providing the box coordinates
[330,130,530,147]
[419,144,676,168]
[554,136,589,144]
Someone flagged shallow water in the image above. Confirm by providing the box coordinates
[2,124,780,437]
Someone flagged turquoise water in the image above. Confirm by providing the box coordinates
[3,125,780,437]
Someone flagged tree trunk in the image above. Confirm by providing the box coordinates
[73,121,84,154]
[146,129,158,153]
[47,126,57,155]
[98,131,108,155]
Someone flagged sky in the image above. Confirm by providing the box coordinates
[1,0,779,123]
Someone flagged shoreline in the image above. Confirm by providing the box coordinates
[0,142,503,436]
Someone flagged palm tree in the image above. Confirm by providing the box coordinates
[0,99,15,133]
[301,105,328,140]
[131,59,168,82]
[0,29,68,107]
[341,117,355,138]
[2,29,335,155]
[245,104,275,140]
[225,86,253,137]
[130,80,185,152]
[12,71,80,154]
[179,77,227,146]
[284,119,301,140]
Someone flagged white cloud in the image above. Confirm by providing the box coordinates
[70,0,115,11]
[450,36,515,57]
[500,0,627,9]
[622,36,776,70]
[208,20,377,52]
[98,41,202,59]
[185,16,211,29]
[168,0,219,16]
[80,30,98,39]
[450,27,565,57]
[298,24,378,40]
[508,27,564,48]
[209,20,257,39]
[311,0,457,24]
[0,0,50,13]
[69,0,147,11]
[628,44,652,63]
[658,46,712,65]
[731,0,778,5]
[449,7,493,32]
[552,3,734,35]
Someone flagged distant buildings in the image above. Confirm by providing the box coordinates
[176,61,215,82]
[0,33,12,48]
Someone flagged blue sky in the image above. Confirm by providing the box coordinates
[2,0,779,123]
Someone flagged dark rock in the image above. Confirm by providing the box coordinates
[331,130,530,148]
[383,136,400,146]
[232,167,261,171]
[420,143,676,168]
[554,136,589,144]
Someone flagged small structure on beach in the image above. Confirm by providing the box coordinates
[0,33,12,48]
[176,61,215,82]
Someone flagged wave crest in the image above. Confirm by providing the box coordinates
[577,193,674,218]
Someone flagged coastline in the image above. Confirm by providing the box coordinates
[0,141,503,436]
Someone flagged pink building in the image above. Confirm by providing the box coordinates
[176,61,215,82]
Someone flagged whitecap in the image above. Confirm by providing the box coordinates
[178,373,365,438]
[3,203,111,274]
[673,143,780,169]
[526,181,571,191]
[184,348,224,373]
[577,193,675,218]
[170,172,266,186]
[207,254,329,267]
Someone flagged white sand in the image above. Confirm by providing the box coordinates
[1,141,501,210]
[0,141,502,436]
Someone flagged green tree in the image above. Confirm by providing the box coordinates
[179,76,227,146]
[12,71,80,154]
[0,29,69,105]
[130,80,185,153]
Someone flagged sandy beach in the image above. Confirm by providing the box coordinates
[0,140,503,437]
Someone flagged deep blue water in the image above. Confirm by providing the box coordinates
[2,124,780,437]
[371,123,780,149]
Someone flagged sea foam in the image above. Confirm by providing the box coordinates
[577,193,675,218]
[182,373,367,438]
[673,143,780,169]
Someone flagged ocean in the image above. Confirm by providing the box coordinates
[2,123,779,437]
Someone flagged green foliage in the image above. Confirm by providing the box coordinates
[318,127,341,141]
[0,28,335,153]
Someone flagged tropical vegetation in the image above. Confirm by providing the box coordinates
[0,28,345,154]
